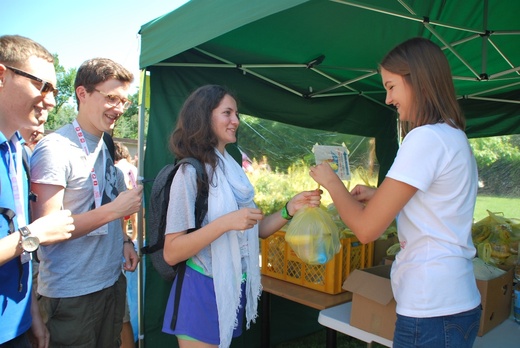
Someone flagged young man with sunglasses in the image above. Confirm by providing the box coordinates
[0,35,75,348]
[30,58,143,347]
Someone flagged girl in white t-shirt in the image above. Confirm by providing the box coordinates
[310,37,481,348]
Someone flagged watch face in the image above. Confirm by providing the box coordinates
[22,236,40,253]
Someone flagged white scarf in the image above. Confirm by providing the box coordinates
[209,149,262,348]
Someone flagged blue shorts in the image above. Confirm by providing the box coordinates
[162,264,246,345]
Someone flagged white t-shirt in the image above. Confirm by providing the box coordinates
[165,163,248,276]
[386,123,481,317]
[115,158,137,189]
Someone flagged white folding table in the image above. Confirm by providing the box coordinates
[318,302,520,348]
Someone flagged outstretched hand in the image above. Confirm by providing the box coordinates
[287,189,322,215]
[309,162,341,190]
[350,184,377,203]
[113,185,143,217]
[223,207,264,233]
[30,209,75,245]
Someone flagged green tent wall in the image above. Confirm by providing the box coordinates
[137,0,520,345]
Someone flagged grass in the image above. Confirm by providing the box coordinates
[474,195,520,221]
[248,162,520,222]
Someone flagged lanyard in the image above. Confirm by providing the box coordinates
[72,120,106,208]
[7,133,27,228]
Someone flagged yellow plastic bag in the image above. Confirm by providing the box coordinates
[285,206,341,265]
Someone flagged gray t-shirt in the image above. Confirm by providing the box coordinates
[165,164,248,276]
[31,123,126,298]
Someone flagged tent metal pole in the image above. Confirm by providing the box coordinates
[465,96,520,104]
[492,30,520,35]
[136,69,147,348]
[480,0,489,79]
[488,39,520,77]
[331,0,484,35]
[465,81,520,97]
[489,66,520,80]
[193,47,305,97]
[426,24,481,79]
[154,62,310,69]
[239,67,304,97]
[308,71,377,97]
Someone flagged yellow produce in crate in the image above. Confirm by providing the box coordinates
[472,210,519,266]
[285,206,341,265]
[261,231,374,294]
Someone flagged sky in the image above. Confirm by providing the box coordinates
[3,0,190,92]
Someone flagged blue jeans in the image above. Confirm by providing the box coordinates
[393,306,481,348]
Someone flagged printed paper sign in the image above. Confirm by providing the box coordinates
[312,144,351,180]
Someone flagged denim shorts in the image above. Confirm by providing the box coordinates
[162,265,246,345]
[393,305,481,348]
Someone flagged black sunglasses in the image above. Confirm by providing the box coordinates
[5,66,58,98]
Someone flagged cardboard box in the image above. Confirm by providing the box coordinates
[476,267,514,336]
[373,235,398,265]
[342,265,396,340]
[343,263,514,340]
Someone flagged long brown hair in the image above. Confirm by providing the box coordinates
[380,37,465,131]
[169,84,237,171]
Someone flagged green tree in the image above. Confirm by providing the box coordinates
[469,135,520,196]
[46,104,77,130]
[46,59,143,139]
[48,54,76,126]
[113,92,144,139]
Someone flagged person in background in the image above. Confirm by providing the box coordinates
[30,57,143,347]
[161,84,322,348]
[20,124,44,158]
[20,119,50,348]
[114,141,138,241]
[310,37,481,348]
[113,143,138,348]
[0,34,75,348]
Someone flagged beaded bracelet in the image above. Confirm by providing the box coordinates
[281,202,293,220]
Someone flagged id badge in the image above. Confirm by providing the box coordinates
[87,224,108,236]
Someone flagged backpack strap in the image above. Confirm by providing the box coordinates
[22,148,37,203]
[102,132,115,162]
[179,157,208,230]
[169,157,208,331]
[0,207,24,291]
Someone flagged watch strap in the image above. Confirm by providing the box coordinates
[19,226,31,237]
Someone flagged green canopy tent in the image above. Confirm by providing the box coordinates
[136,0,520,346]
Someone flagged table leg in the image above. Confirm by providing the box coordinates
[325,327,337,348]
[261,291,271,348]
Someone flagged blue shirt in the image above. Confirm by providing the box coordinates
[0,131,32,344]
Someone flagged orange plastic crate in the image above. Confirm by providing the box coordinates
[261,231,373,294]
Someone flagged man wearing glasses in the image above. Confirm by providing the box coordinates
[30,58,143,347]
[0,35,75,348]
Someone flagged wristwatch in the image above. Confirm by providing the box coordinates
[19,226,40,252]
